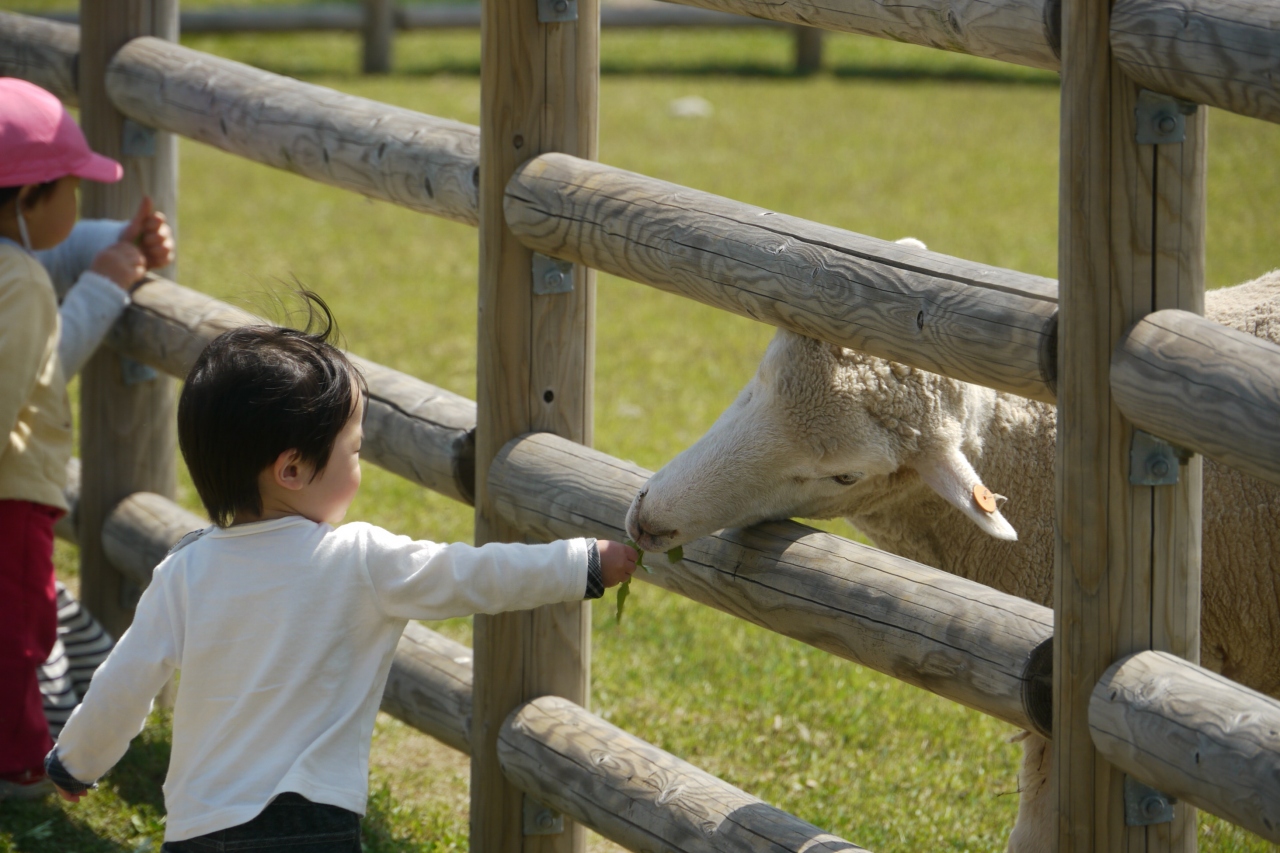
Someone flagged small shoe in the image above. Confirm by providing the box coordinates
[0,767,54,801]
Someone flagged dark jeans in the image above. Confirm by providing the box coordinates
[160,793,361,852]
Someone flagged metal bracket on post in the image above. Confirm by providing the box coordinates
[532,253,575,295]
[1125,775,1176,825]
[1134,90,1197,146]
[522,795,564,835]
[1129,429,1190,486]
[537,0,577,22]
[121,119,157,158]
[120,355,159,386]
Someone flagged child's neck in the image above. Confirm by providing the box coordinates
[230,505,311,526]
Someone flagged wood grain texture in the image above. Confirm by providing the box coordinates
[78,0,180,640]
[21,3,785,32]
[488,432,1055,735]
[1054,0,1205,837]
[382,621,475,755]
[499,695,868,851]
[655,0,1061,69]
[101,492,206,588]
[104,36,481,225]
[1113,309,1280,487]
[1090,651,1280,844]
[506,153,1061,402]
[472,0,598,845]
[105,277,478,505]
[0,11,79,104]
[1112,0,1280,126]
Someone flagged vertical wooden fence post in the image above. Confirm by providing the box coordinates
[472,0,598,844]
[792,25,823,74]
[1055,0,1206,846]
[362,0,394,74]
[78,0,179,640]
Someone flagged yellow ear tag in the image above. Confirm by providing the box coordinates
[973,483,998,514]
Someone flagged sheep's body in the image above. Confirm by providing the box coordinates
[627,270,1280,852]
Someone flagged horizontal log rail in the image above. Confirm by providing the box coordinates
[24,5,367,32]
[105,36,481,225]
[488,431,1055,736]
[1090,651,1280,844]
[0,11,78,104]
[506,153,1061,401]
[499,695,868,850]
[1112,0,1280,127]
[110,277,477,504]
[657,0,1062,70]
[1112,309,1280,487]
[31,2,779,31]
[86,485,870,848]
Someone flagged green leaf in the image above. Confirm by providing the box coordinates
[667,545,683,563]
[625,538,653,574]
[615,577,630,624]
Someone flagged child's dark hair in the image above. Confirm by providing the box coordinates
[178,292,365,527]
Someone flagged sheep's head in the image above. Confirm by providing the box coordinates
[626,328,1018,552]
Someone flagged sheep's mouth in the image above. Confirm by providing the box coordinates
[633,527,679,552]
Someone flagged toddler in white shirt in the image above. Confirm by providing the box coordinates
[44,292,637,850]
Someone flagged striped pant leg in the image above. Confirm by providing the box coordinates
[37,640,76,739]
[38,583,115,736]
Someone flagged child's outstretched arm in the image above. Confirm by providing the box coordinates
[44,573,180,802]
[357,527,636,621]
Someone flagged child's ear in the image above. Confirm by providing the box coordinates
[271,449,309,492]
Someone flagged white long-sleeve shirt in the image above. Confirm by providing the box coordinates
[51,517,592,841]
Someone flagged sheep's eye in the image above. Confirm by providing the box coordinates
[831,473,862,486]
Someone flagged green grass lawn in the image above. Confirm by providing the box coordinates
[2,15,1280,853]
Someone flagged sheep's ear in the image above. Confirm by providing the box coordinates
[912,446,1018,541]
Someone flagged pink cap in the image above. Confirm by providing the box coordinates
[0,77,123,187]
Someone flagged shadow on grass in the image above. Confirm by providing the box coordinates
[830,63,1059,85]
[0,713,175,852]
[238,56,1059,85]
[0,798,132,853]
[108,723,172,815]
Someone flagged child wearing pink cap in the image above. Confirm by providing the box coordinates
[0,76,174,800]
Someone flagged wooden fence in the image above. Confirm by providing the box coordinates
[3,0,1280,848]
[28,0,825,74]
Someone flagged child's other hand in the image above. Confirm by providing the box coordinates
[54,784,84,803]
[120,196,175,270]
[90,241,148,292]
[597,540,638,588]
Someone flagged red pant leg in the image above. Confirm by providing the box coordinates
[0,500,60,775]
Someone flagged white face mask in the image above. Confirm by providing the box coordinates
[15,203,32,251]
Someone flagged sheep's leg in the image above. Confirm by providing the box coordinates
[1006,731,1053,853]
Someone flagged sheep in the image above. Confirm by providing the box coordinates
[625,268,1280,853]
